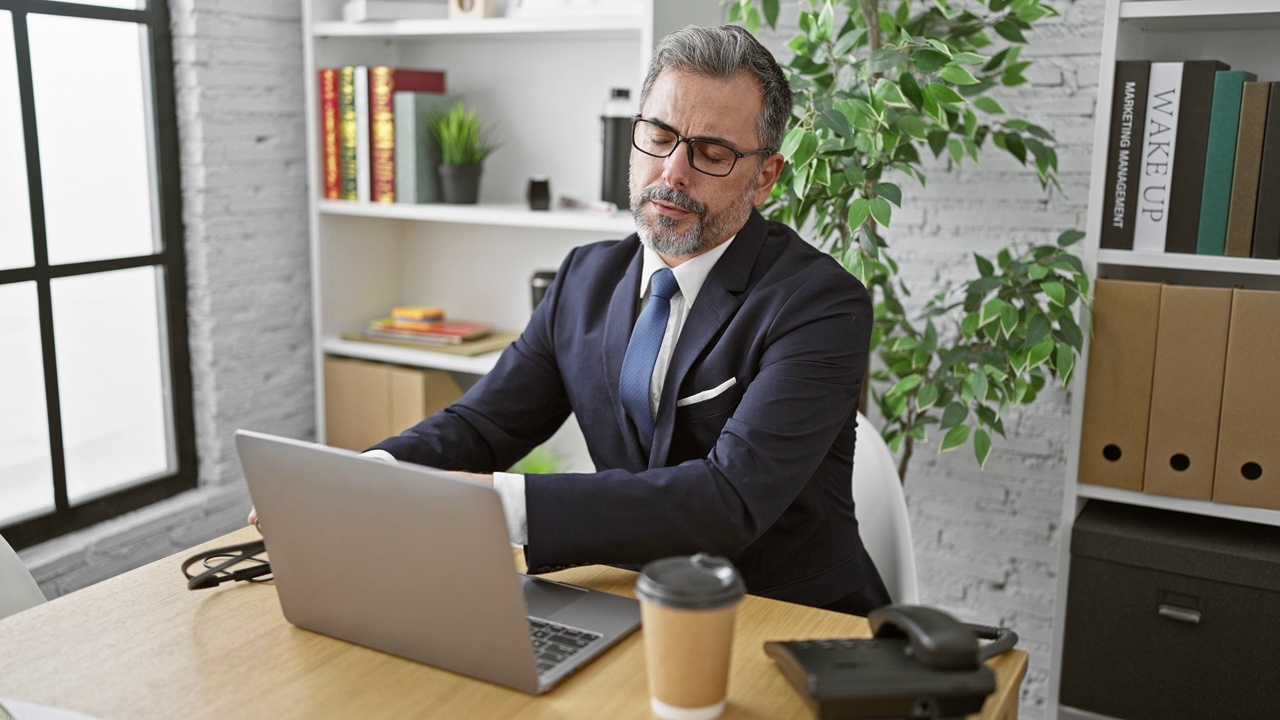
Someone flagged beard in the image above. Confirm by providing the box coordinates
[630,181,756,257]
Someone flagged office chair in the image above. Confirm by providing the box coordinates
[0,533,46,620]
[852,412,920,604]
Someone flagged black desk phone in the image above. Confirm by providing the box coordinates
[764,605,1019,720]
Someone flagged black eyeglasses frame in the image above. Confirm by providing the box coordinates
[630,115,775,177]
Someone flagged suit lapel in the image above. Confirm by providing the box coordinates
[602,249,648,469]
[649,211,769,467]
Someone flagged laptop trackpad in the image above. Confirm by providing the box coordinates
[521,575,588,619]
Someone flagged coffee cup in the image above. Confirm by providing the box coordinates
[635,554,745,720]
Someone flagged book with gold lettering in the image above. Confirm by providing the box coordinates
[368,67,446,203]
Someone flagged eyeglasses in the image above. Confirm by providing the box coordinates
[631,116,774,177]
[181,537,272,590]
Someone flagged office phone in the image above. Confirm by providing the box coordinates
[764,605,1018,720]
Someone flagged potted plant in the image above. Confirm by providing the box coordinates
[729,0,1090,481]
[428,99,499,204]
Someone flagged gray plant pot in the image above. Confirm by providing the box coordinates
[438,164,483,204]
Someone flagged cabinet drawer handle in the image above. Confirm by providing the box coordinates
[1157,604,1201,624]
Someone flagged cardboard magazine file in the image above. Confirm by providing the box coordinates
[1078,279,1162,491]
[1213,288,1280,510]
[323,357,464,452]
[1143,285,1233,500]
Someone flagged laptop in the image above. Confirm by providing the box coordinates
[234,429,641,694]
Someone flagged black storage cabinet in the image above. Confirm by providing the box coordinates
[1059,500,1280,719]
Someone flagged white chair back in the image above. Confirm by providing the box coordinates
[0,533,46,620]
[852,412,920,604]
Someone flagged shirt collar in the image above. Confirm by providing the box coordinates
[638,235,736,307]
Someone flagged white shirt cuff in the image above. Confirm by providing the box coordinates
[361,449,398,463]
[493,472,528,546]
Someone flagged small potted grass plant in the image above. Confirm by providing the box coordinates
[428,100,499,204]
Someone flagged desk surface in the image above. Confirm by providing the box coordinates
[0,528,1026,719]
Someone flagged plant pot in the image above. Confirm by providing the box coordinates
[438,164,483,204]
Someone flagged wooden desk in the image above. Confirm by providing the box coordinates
[0,528,1026,719]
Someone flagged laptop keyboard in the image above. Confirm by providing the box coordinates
[528,617,603,675]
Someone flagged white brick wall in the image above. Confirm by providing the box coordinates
[21,2,1105,716]
[21,0,315,602]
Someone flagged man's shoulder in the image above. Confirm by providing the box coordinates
[761,219,863,289]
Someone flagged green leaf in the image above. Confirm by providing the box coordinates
[762,0,780,28]
[898,113,928,140]
[941,401,968,429]
[947,137,964,165]
[1028,264,1049,280]
[779,127,805,158]
[939,64,979,85]
[873,182,902,207]
[980,297,1007,327]
[973,428,992,467]
[848,198,871,229]
[911,48,950,73]
[874,78,910,106]
[887,374,923,397]
[960,312,979,338]
[869,48,909,73]
[973,96,1005,114]
[994,19,1027,43]
[951,51,988,66]
[1000,304,1018,337]
[917,382,940,412]
[1058,229,1086,247]
[1056,342,1076,385]
[965,370,989,402]
[974,253,995,277]
[1029,336,1055,368]
[818,1,835,38]
[899,72,924,109]
[870,197,893,227]
[927,82,965,105]
[1043,281,1066,306]
[940,424,970,453]
[793,131,820,167]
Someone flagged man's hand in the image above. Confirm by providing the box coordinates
[452,472,494,485]
[248,507,258,526]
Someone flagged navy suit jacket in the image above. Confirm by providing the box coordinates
[373,209,887,609]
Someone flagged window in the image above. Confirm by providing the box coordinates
[0,0,194,549]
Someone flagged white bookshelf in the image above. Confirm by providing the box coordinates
[301,0,724,443]
[1049,0,1280,713]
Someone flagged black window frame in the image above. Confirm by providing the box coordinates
[0,0,195,550]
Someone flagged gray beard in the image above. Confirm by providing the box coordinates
[631,183,755,257]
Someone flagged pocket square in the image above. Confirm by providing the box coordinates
[676,377,738,407]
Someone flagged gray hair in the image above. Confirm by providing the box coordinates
[639,24,792,153]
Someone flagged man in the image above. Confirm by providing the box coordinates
[279,25,889,614]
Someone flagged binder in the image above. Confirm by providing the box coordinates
[1078,279,1162,491]
[1213,289,1280,510]
[1143,285,1232,500]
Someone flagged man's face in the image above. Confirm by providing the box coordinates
[629,68,783,261]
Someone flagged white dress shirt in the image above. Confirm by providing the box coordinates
[366,236,737,546]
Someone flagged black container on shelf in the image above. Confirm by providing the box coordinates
[601,87,634,210]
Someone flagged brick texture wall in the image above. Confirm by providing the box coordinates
[20,0,314,600]
[20,1,1104,716]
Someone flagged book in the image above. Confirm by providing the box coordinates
[368,67,446,203]
[1196,69,1258,255]
[355,66,371,203]
[338,66,359,201]
[394,91,457,204]
[1100,60,1150,250]
[319,68,341,200]
[391,305,445,322]
[1165,60,1230,254]
[369,317,492,342]
[1132,62,1182,253]
[1252,82,1280,259]
[342,0,448,22]
[340,330,519,357]
[1224,82,1271,257]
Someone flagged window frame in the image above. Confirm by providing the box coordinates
[0,0,195,549]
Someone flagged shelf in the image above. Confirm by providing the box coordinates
[313,14,643,39]
[318,200,636,234]
[1096,249,1280,276]
[1076,483,1280,527]
[1120,0,1280,31]
[323,336,502,375]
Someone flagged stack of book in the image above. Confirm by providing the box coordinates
[356,306,493,347]
[1100,60,1280,259]
[318,66,456,204]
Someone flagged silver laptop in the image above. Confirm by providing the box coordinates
[234,429,641,694]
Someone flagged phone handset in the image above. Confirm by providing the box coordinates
[870,605,1019,669]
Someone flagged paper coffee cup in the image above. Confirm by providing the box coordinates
[635,554,745,720]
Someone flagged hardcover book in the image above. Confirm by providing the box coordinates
[1224,82,1271,257]
[1252,82,1280,259]
[355,66,371,203]
[1196,69,1258,255]
[338,66,359,201]
[1100,60,1151,250]
[1132,62,1182,253]
[1164,60,1230,254]
[319,68,341,200]
[394,91,457,204]
[368,67,446,203]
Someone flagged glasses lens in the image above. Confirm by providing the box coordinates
[634,119,676,157]
[689,141,737,176]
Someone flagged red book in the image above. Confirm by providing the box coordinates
[368,67,447,203]
[319,68,341,199]
[370,318,490,342]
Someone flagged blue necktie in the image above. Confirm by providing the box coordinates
[620,268,680,449]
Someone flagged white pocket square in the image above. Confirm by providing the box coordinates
[676,377,738,407]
